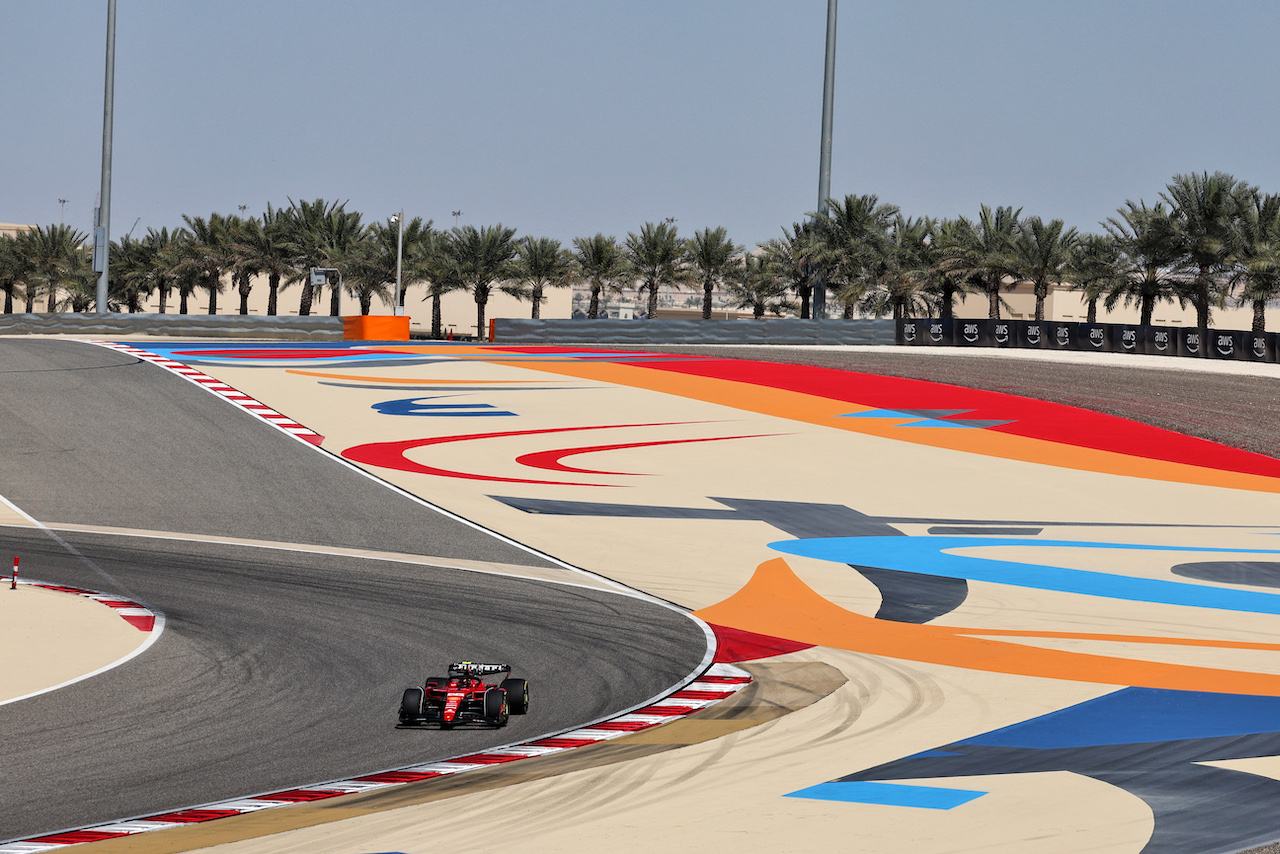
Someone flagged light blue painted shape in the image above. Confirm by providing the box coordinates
[785,780,986,809]
[768,535,1280,615]
[840,409,921,419]
[838,409,978,428]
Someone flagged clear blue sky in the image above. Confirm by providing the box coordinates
[5,1,1280,249]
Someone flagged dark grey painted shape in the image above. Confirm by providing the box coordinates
[1171,561,1280,588]
[853,566,970,623]
[840,731,1280,854]
[927,527,1043,536]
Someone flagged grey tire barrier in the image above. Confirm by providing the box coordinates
[0,313,344,340]
[493,317,896,346]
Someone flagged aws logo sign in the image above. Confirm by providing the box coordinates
[1087,327,1105,349]
[962,322,981,344]
[1120,328,1138,351]
[1216,333,1236,358]
[1151,329,1172,353]
[1183,330,1201,355]
[901,322,919,343]
[994,322,1010,345]
[1025,325,1042,346]
[929,322,946,343]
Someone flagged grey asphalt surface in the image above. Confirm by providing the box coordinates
[0,338,707,842]
[0,338,550,563]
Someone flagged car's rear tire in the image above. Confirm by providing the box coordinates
[399,687,424,723]
[484,688,509,726]
[500,678,528,714]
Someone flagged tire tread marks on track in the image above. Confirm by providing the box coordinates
[0,665,749,853]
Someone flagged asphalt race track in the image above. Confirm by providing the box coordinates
[0,339,707,842]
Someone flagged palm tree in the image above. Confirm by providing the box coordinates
[108,234,155,312]
[761,225,819,319]
[515,236,571,319]
[1070,233,1122,323]
[445,224,519,338]
[19,224,89,313]
[810,194,898,315]
[1012,216,1078,321]
[939,205,1022,320]
[572,233,625,319]
[927,218,973,319]
[0,234,29,314]
[345,215,438,317]
[1231,193,1280,332]
[623,221,685,319]
[856,215,935,320]
[687,226,742,319]
[177,213,233,314]
[283,198,364,316]
[727,252,796,318]
[240,206,295,316]
[1161,171,1257,340]
[1103,201,1184,326]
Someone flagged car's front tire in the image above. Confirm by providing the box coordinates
[484,687,509,726]
[399,687,424,724]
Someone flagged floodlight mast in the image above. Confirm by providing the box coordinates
[394,210,404,315]
[95,0,117,315]
[812,0,837,321]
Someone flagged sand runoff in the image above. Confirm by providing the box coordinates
[0,569,148,704]
[38,341,1280,854]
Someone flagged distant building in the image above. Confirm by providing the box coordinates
[0,223,33,239]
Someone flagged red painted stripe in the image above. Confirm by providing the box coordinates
[590,720,659,731]
[259,789,345,802]
[28,830,128,843]
[148,808,243,823]
[526,737,598,749]
[352,771,443,784]
[668,689,735,701]
[696,675,754,684]
[631,356,1280,480]
[121,614,155,632]
[641,706,697,716]
[448,753,527,765]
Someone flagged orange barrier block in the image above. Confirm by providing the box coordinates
[342,315,410,341]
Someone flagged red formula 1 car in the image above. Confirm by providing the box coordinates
[398,662,529,728]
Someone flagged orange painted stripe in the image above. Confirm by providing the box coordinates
[506,358,1280,494]
[694,558,1280,697]
[286,369,551,384]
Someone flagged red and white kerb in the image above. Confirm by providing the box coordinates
[0,663,750,852]
[83,342,324,446]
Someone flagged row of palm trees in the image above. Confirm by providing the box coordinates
[792,170,1279,334]
[2,171,1275,333]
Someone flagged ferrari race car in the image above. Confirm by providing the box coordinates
[399,662,529,728]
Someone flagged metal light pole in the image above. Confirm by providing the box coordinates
[812,0,837,321]
[394,210,404,315]
[94,0,117,315]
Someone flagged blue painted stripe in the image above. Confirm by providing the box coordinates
[785,781,986,809]
[769,536,1280,615]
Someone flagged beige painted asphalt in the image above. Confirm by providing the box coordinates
[21,341,1280,853]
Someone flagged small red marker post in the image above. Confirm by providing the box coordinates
[10,556,17,590]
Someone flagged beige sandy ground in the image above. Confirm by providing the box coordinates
[24,341,1280,853]
[0,527,148,705]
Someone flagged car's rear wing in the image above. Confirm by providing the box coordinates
[449,662,511,675]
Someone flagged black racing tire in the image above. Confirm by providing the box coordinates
[399,687,424,723]
[500,678,528,715]
[484,688,509,726]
